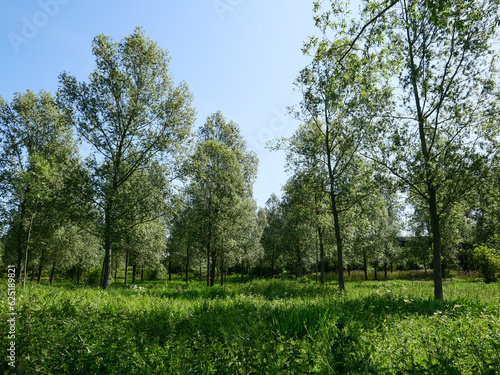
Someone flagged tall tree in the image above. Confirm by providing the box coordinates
[0,90,76,280]
[59,28,194,289]
[313,0,500,298]
[185,112,258,286]
[288,26,392,289]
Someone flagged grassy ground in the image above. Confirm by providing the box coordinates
[1,276,499,374]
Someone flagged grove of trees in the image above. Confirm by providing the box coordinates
[1,0,500,299]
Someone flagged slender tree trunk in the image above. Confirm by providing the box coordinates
[331,192,345,289]
[124,250,129,286]
[271,243,275,279]
[210,252,216,287]
[141,268,144,282]
[132,264,137,284]
[37,249,45,284]
[114,261,118,282]
[318,227,325,285]
[220,256,224,286]
[101,205,113,289]
[23,213,35,288]
[185,246,190,286]
[49,263,56,285]
[206,249,210,287]
[241,260,245,283]
[429,185,443,299]
[384,263,388,279]
[16,199,28,280]
[363,250,368,281]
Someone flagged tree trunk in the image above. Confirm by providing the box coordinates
[124,250,129,286]
[407,26,443,299]
[384,263,388,279]
[199,262,202,282]
[16,198,28,280]
[220,256,224,286]
[114,261,118,281]
[101,206,113,289]
[241,261,245,283]
[271,243,276,279]
[331,192,345,289]
[37,249,45,284]
[132,264,137,284]
[296,241,303,278]
[49,263,56,285]
[141,268,144,282]
[318,227,325,285]
[363,250,368,281]
[206,248,210,287]
[186,247,190,286]
[429,185,443,299]
[210,252,216,287]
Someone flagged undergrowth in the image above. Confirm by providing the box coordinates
[1,278,499,374]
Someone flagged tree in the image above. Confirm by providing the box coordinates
[185,112,258,286]
[0,90,77,280]
[59,27,194,289]
[314,0,500,298]
[261,194,284,278]
[288,26,392,289]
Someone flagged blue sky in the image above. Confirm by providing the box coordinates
[1,0,319,207]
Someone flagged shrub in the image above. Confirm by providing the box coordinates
[473,244,500,283]
[85,267,102,286]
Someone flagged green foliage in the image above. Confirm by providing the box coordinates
[473,244,500,283]
[85,267,102,287]
[1,279,499,374]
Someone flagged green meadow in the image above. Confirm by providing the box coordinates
[1,277,499,374]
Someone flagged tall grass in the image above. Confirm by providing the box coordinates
[1,278,499,374]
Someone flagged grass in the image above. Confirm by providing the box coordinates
[1,277,499,374]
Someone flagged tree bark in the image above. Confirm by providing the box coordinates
[210,252,216,287]
[220,256,224,286]
[101,204,113,289]
[16,198,28,280]
[37,249,45,284]
[132,264,137,284]
[363,250,368,281]
[49,263,55,285]
[124,250,129,286]
[429,185,443,299]
[185,246,190,286]
[271,243,276,279]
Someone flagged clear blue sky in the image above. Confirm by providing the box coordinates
[1,0,319,207]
